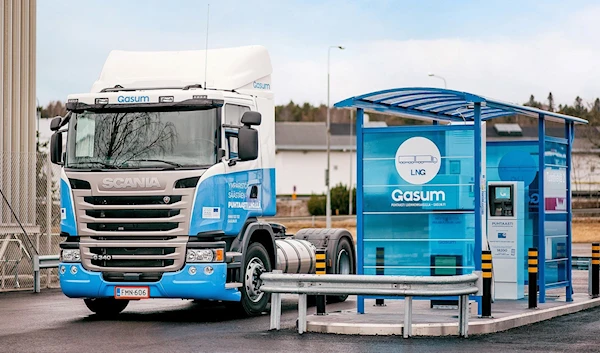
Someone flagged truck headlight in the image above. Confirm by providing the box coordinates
[186,249,224,263]
[61,249,81,262]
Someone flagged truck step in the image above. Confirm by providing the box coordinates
[227,261,241,269]
[225,282,242,289]
[226,252,242,262]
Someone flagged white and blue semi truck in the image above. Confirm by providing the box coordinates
[49,46,355,316]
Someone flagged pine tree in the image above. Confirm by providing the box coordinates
[547,92,554,112]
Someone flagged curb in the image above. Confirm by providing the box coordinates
[306,297,600,336]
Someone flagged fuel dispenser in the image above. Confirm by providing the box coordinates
[487,181,525,300]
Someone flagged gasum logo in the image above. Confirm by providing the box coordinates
[102,177,161,189]
[252,81,271,90]
[117,95,150,103]
[395,137,441,185]
[391,190,446,202]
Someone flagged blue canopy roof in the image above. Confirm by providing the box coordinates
[334,87,588,124]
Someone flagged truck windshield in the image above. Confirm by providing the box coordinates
[65,108,219,169]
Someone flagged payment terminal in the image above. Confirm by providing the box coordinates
[487,181,524,300]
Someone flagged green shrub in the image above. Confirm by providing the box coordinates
[307,184,356,216]
[307,194,326,216]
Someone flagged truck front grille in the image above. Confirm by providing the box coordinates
[75,191,193,237]
[87,222,179,232]
[80,237,186,273]
[85,209,181,218]
[83,195,182,205]
[102,272,164,283]
[92,259,175,268]
[90,236,178,241]
[69,173,199,273]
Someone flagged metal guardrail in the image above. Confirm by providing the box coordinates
[33,255,59,293]
[573,256,591,270]
[260,271,481,338]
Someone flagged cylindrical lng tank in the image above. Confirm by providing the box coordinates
[275,238,316,274]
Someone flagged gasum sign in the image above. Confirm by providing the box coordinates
[390,137,446,208]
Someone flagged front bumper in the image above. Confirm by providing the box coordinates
[58,262,240,302]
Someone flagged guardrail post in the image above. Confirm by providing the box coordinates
[375,247,385,306]
[33,254,40,293]
[270,293,281,330]
[592,243,599,298]
[269,270,282,330]
[315,249,327,315]
[298,293,307,334]
[403,296,412,338]
[458,294,469,338]
[481,251,492,318]
[528,248,538,308]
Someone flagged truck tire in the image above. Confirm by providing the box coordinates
[237,242,272,316]
[83,298,129,317]
[328,237,355,303]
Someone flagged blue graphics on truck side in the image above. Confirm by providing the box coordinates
[361,128,475,276]
[189,168,276,236]
[60,179,77,235]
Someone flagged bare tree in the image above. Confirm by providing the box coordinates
[92,111,177,166]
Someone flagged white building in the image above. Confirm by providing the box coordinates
[275,122,357,196]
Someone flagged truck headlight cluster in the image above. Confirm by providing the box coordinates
[186,249,224,263]
[61,249,81,263]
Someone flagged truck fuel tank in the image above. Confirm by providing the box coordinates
[275,238,316,274]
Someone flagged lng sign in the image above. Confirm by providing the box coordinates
[395,137,441,185]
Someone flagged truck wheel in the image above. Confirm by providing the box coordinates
[238,242,272,316]
[84,298,129,317]
[328,237,355,303]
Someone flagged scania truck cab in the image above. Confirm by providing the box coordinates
[50,46,355,316]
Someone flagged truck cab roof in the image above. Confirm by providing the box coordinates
[87,45,273,98]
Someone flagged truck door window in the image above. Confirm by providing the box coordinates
[224,104,250,160]
[225,104,250,125]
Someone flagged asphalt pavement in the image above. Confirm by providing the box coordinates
[1,289,600,353]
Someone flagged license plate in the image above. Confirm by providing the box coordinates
[114,286,149,299]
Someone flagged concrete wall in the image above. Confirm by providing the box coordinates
[275,150,356,195]
[1,0,37,225]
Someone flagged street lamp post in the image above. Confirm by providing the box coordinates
[326,45,345,229]
[427,73,447,89]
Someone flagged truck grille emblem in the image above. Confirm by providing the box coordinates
[163,196,171,204]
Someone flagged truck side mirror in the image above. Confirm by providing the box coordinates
[50,116,62,131]
[238,126,258,161]
[50,132,63,165]
[241,111,261,126]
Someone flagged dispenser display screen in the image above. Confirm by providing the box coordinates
[495,187,511,200]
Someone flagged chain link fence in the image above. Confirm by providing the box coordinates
[0,152,62,292]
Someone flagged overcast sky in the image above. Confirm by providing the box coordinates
[38,0,600,108]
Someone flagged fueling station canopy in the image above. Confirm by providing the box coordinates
[335,87,588,124]
[335,87,587,313]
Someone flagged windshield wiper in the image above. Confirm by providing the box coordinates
[125,159,183,168]
[67,161,120,169]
